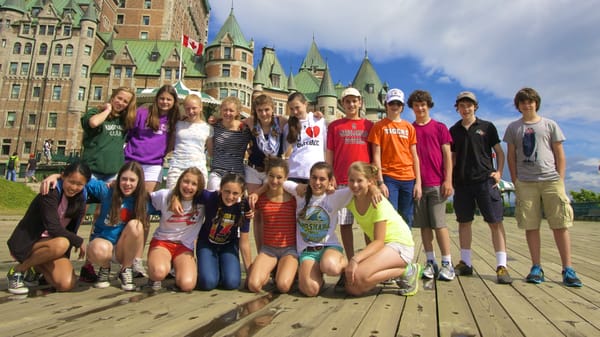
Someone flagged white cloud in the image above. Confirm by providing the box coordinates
[211,1,600,122]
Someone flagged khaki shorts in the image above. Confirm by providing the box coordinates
[515,179,573,230]
[414,186,447,229]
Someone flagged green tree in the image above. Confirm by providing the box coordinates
[569,189,600,202]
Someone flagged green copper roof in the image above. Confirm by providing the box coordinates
[254,47,287,91]
[287,69,297,91]
[208,8,252,50]
[293,69,321,103]
[352,55,385,110]
[81,1,98,23]
[300,39,326,72]
[91,39,204,77]
[0,0,26,13]
[318,66,336,98]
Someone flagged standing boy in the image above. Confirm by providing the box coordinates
[6,152,19,182]
[408,90,455,281]
[369,88,421,228]
[503,87,581,287]
[326,87,373,289]
[449,91,512,284]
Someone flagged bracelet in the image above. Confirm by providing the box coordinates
[376,180,384,186]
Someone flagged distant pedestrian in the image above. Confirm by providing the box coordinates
[6,151,19,182]
[43,140,52,164]
[503,87,582,287]
[25,153,38,183]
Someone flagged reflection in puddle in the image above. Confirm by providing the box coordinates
[61,292,152,322]
[0,287,56,304]
[186,293,281,337]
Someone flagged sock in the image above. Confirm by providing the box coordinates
[460,249,472,266]
[425,251,436,263]
[441,255,452,265]
[496,251,507,267]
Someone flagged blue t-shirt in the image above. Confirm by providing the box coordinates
[86,179,136,242]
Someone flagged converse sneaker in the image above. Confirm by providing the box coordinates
[422,260,439,279]
[119,267,135,291]
[23,267,40,287]
[94,266,111,288]
[132,258,148,278]
[7,266,28,295]
[438,262,455,281]
[147,279,162,291]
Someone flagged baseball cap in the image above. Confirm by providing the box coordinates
[456,91,478,104]
[385,88,405,104]
[340,87,361,100]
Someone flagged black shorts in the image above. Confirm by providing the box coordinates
[453,178,503,224]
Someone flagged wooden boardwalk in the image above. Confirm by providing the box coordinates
[0,214,598,337]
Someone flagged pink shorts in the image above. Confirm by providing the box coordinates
[149,238,193,260]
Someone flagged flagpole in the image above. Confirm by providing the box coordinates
[179,35,183,82]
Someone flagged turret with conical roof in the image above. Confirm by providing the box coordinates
[317,66,338,121]
[352,52,385,120]
[208,8,253,50]
[1,0,26,13]
[81,1,98,23]
[300,38,327,78]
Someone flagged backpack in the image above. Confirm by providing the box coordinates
[7,156,16,170]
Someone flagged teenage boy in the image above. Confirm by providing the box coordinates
[369,88,421,228]
[503,87,581,287]
[408,90,455,281]
[449,91,512,284]
[326,87,373,290]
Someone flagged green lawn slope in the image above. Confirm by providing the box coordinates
[0,180,36,215]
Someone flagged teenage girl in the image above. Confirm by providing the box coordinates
[125,84,178,193]
[147,167,206,292]
[6,162,91,294]
[284,162,352,297]
[166,94,211,189]
[206,96,252,191]
[247,158,297,293]
[285,92,327,183]
[344,162,420,296]
[196,174,252,290]
[79,86,137,283]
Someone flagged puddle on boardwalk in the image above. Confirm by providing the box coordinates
[0,287,57,304]
[185,293,281,337]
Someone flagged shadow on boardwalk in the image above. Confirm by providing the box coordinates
[0,214,598,337]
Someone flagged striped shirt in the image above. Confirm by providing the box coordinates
[256,195,297,247]
[210,122,252,175]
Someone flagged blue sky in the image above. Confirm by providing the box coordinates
[208,1,600,194]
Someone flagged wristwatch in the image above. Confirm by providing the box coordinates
[376,180,384,186]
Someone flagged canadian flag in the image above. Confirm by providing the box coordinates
[182,34,203,56]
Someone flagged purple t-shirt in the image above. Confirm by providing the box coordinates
[124,107,169,165]
[413,119,452,187]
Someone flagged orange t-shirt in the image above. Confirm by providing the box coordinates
[368,118,417,181]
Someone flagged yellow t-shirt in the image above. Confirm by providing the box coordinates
[347,197,414,247]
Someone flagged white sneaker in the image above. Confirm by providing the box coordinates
[119,267,135,291]
[132,258,148,278]
[438,262,455,281]
[147,279,162,291]
[94,267,111,289]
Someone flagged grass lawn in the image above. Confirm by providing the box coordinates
[0,179,36,215]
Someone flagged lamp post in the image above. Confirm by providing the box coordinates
[14,24,37,154]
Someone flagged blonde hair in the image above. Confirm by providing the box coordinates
[348,161,379,182]
[183,94,205,121]
[220,96,242,119]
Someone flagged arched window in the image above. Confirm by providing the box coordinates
[65,44,73,56]
[55,44,63,56]
[24,42,32,55]
[39,43,48,55]
[13,42,22,54]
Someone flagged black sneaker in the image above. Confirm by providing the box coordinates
[496,266,513,284]
[79,263,98,283]
[454,260,473,276]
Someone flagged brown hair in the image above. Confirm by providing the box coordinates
[298,161,332,219]
[105,87,137,130]
[169,167,205,213]
[286,92,308,144]
[110,161,148,229]
[147,85,179,152]
[514,87,541,112]
[407,90,434,109]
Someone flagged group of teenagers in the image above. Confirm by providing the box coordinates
[6,83,582,298]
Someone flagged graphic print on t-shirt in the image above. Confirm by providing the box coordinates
[298,206,330,244]
[208,211,236,244]
[522,127,537,164]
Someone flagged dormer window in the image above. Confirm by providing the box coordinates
[104,50,115,60]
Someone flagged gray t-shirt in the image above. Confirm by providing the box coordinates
[503,117,565,181]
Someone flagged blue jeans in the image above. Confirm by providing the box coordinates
[383,175,415,228]
[196,240,241,290]
[5,169,16,182]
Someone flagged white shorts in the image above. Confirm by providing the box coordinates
[142,164,163,183]
[386,242,415,265]
[166,165,208,190]
[244,165,267,185]
[206,171,223,191]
